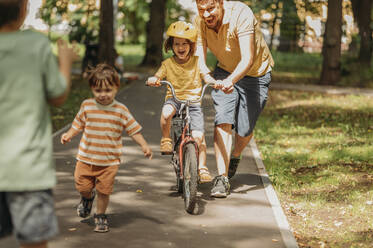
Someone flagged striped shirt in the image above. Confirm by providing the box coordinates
[72,98,142,166]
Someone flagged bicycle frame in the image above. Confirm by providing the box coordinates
[176,103,199,179]
[153,80,214,180]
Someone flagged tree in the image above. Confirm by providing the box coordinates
[141,0,166,66]
[320,0,342,85]
[277,0,302,52]
[98,0,115,66]
[351,0,373,65]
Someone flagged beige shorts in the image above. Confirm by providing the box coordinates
[74,161,119,195]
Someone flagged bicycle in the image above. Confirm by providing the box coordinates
[148,80,213,214]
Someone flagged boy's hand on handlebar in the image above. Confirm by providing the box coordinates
[146,77,161,87]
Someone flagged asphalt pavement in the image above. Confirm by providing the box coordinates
[1,78,298,248]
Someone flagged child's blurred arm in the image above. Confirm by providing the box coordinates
[49,40,79,107]
[130,132,153,159]
[60,128,80,144]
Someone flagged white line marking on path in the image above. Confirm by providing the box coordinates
[250,138,299,248]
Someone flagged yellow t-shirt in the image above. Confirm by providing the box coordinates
[155,56,202,101]
[196,1,274,77]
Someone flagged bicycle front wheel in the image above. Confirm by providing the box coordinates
[182,143,198,214]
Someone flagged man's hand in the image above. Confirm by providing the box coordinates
[146,76,161,87]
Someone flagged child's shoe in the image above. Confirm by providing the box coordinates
[198,167,212,183]
[94,213,109,233]
[160,137,173,155]
[77,191,95,218]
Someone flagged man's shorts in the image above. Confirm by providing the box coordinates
[0,190,58,244]
[212,67,271,137]
[164,98,205,132]
[74,161,119,195]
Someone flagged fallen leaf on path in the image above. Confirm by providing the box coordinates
[68,228,77,231]
[272,239,278,242]
[136,189,143,193]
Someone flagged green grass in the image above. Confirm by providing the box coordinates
[271,51,373,88]
[255,90,373,247]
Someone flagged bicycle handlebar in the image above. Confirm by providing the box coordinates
[156,80,214,104]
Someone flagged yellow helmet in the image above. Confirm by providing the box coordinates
[166,21,197,43]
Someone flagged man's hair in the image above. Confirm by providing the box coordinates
[196,0,222,5]
[87,63,120,88]
[164,36,196,57]
[0,0,25,28]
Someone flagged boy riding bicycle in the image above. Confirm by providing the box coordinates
[146,21,215,183]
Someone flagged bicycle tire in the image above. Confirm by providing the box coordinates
[182,143,198,214]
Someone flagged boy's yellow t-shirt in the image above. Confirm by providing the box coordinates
[155,56,202,101]
[196,1,274,77]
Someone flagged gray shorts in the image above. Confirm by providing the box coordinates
[212,67,271,137]
[164,98,204,132]
[0,190,58,244]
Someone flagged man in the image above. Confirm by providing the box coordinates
[196,0,274,197]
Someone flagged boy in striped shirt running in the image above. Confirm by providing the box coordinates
[61,63,152,232]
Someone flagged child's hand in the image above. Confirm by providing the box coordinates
[61,133,72,144]
[221,79,234,94]
[146,77,161,87]
[57,39,79,64]
[142,145,153,159]
[214,80,224,90]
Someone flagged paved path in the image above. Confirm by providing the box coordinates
[1,79,297,248]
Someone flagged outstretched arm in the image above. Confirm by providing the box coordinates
[131,132,153,159]
[61,128,81,144]
[221,33,255,93]
[49,40,79,107]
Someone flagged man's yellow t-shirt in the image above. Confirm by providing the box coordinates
[196,1,274,77]
[155,56,202,101]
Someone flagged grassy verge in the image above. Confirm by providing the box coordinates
[271,51,373,89]
[255,90,373,247]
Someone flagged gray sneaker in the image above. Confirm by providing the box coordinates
[210,175,230,198]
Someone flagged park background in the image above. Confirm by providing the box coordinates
[24,0,372,247]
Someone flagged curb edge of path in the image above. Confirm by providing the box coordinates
[250,138,299,248]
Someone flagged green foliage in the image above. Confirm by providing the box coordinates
[40,0,191,45]
[39,0,68,29]
[117,0,149,44]
[40,0,99,43]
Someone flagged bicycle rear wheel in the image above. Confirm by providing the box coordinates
[182,143,198,214]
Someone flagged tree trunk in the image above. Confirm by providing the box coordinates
[277,0,301,52]
[141,0,166,66]
[269,0,280,50]
[320,0,342,85]
[99,0,115,66]
[351,0,372,65]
